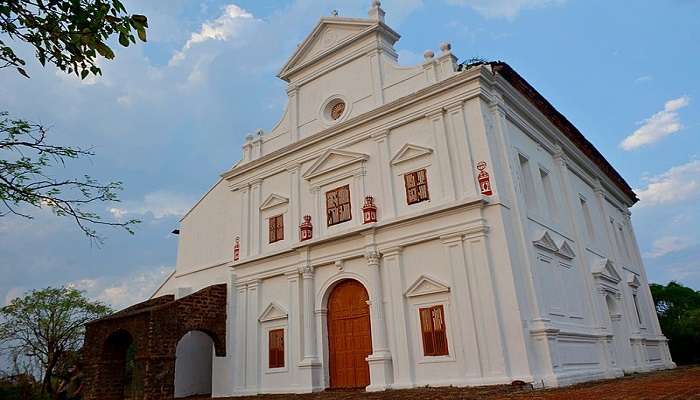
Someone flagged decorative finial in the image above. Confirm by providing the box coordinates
[440,42,452,54]
[256,128,264,136]
[331,9,338,16]
[245,134,254,142]
[423,50,435,61]
[368,0,385,22]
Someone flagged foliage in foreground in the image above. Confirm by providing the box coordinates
[0,287,112,395]
[650,281,700,365]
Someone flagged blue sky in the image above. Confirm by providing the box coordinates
[0,0,698,309]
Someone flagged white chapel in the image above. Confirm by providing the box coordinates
[148,1,674,397]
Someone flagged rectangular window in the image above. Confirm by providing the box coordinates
[580,197,595,241]
[518,154,537,213]
[268,214,284,243]
[419,305,449,356]
[268,329,284,368]
[540,168,558,222]
[326,185,352,226]
[633,294,643,325]
[404,169,430,205]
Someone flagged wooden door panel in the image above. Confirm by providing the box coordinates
[328,280,372,389]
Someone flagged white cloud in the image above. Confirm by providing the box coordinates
[169,4,258,66]
[69,266,173,309]
[635,160,700,207]
[634,75,653,84]
[620,96,690,150]
[446,0,565,19]
[110,191,195,220]
[644,236,695,258]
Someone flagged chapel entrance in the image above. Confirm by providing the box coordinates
[327,279,372,389]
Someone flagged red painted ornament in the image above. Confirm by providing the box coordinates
[362,196,377,224]
[233,236,240,261]
[477,161,493,196]
[300,215,313,241]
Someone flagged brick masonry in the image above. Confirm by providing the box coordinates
[82,284,227,400]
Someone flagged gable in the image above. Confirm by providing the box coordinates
[405,275,450,298]
[592,258,622,284]
[259,193,289,211]
[259,302,288,322]
[303,149,369,181]
[533,230,558,253]
[556,240,576,260]
[277,13,399,82]
[390,143,433,166]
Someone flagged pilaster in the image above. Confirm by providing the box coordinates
[298,259,322,390]
[233,282,248,391]
[245,280,261,393]
[365,248,393,391]
[372,130,396,219]
[382,247,414,388]
[288,164,302,237]
[287,84,299,142]
[251,179,262,256]
[427,109,456,201]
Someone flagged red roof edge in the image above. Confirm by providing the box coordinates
[489,62,638,204]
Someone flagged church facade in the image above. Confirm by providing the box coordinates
[92,2,675,398]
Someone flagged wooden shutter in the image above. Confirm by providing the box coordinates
[405,169,429,205]
[268,215,284,243]
[326,185,352,226]
[268,329,284,368]
[419,305,449,356]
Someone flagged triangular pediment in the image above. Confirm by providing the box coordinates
[592,258,622,284]
[259,302,288,322]
[556,240,576,260]
[390,143,434,166]
[303,149,369,181]
[627,273,641,288]
[259,193,289,211]
[533,231,558,253]
[405,275,450,298]
[278,17,399,81]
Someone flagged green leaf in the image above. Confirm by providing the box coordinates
[95,42,115,59]
[118,31,129,47]
[81,69,89,79]
[17,67,30,78]
[136,27,147,42]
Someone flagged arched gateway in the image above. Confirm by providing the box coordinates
[327,279,373,389]
[83,284,226,400]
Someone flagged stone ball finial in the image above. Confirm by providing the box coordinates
[440,42,452,54]
[423,49,435,60]
[245,134,254,142]
[372,0,381,7]
[331,9,338,16]
[256,128,264,136]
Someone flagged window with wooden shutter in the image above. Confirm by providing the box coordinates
[404,169,430,205]
[268,214,284,243]
[326,185,352,226]
[419,305,449,356]
[268,329,285,368]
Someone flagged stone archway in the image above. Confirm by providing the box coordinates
[326,279,372,389]
[83,284,227,400]
[174,330,214,398]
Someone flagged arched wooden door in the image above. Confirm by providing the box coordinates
[327,280,372,389]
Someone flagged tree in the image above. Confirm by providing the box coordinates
[650,281,700,365]
[1,0,148,79]
[1,0,147,240]
[0,287,112,395]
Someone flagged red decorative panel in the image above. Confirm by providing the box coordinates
[326,185,352,226]
[404,169,430,205]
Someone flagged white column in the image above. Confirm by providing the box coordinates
[368,49,385,106]
[286,271,302,388]
[365,249,393,391]
[427,109,456,201]
[287,84,299,142]
[240,186,251,258]
[463,232,507,379]
[373,130,396,219]
[445,102,478,198]
[251,179,262,256]
[441,234,482,379]
[298,262,322,391]
[233,282,248,392]
[382,247,414,388]
[288,164,301,236]
[245,280,261,393]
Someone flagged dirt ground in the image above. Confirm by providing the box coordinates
[193,365,700,400]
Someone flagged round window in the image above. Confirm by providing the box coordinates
[330,101,346,120]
